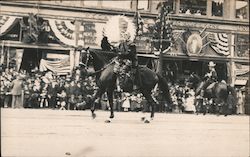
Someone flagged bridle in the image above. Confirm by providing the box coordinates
[82,47,118,75]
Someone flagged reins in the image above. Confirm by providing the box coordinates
[86,49,118,76]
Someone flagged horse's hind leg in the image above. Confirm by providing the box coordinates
[107,89,114,120]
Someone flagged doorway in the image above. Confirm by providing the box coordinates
[20,48,42,73]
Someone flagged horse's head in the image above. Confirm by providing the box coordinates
[186,72,201,88]
[81,47,117,71]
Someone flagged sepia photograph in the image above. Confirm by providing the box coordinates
[0,0,249,157]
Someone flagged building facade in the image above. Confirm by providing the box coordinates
[0,0,249,84]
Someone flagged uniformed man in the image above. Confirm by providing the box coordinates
[199,61,218,95]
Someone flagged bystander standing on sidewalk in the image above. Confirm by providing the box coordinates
[11,75,23,108]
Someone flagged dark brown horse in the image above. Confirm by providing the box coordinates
[187,73,237,115]
[84,47,172,123]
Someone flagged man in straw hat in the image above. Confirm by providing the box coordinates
[198,61,218,96]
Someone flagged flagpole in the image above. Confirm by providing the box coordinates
[1,41,4,65]
[136,0,139,36]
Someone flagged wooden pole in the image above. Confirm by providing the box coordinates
[157,5,166,75]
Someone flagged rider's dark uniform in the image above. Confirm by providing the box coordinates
[114,40,140,90]
[198,62,218,96]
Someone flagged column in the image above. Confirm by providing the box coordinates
[74,50,80,67]
[224,0,236,19]
[69,49,75,75]
[175,0,180,14]
[206,0,212,17]
[228,33,235,86]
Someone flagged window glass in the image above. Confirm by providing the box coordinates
[179,0,207,15]
[138,0,149,10]
[212,0,223,16]
[235,34,249,58]
[102,0,132,10]
[83,0,99,7]
[236,0,248,19]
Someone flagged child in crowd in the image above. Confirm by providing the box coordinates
[58,89,67,110]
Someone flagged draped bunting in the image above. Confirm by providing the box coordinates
[235,63,249,76]
[0,16,18,35]
[208,33,229,56]
[48,19,77,46]
[48,18,103,47]
[39,58,71,75]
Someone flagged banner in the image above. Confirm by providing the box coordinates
[15,49,24,71]
[39,58,71,75]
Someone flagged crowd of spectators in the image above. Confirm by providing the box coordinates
[0,66,246,115]
[0,67,97,110]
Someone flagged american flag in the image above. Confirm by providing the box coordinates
[40,58,71,75]
[208,33,229,56]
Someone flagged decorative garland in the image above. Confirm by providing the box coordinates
[0,16,18,35]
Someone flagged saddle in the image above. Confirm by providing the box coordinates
[206,82,216,90]
[116,63,141,91]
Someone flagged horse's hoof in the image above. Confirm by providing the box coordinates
[110,114,114,119]
[144,119,150,123]
[105,119,111,123]
[151,117,154,121]
[92,113,96,119]
[141,117,145,121]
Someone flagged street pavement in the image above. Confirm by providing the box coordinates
[1,108,249,157]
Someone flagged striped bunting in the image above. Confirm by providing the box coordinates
[208,33,229,56]
[39,58,71,75]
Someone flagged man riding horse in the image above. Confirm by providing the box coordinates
[197,61,218,97]
[102,16,140,91]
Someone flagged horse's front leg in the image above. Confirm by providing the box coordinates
[142,91,157,123]
[90,88,105,119]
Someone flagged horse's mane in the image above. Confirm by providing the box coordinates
[192,73,201,81]
[90,49,117,71]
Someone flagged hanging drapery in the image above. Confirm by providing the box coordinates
[208,32,230,56]
[0,16,18,35]
[15,49,24,71]
[39,57,71,75]
[48,19,86,46]
[235,63,249,76]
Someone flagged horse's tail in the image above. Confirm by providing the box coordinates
[156,73,173,105]
[227,85,238,101]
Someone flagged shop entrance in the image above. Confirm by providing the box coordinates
[20,48,42,73]
[163,59,228,84]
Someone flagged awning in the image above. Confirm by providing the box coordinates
[235,79,248,86]
[0,16,18,35]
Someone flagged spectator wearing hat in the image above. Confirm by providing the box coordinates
[69,80,77,98]
[47,80,58,109]
[68,94,77,110]
[11,75,24,108]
